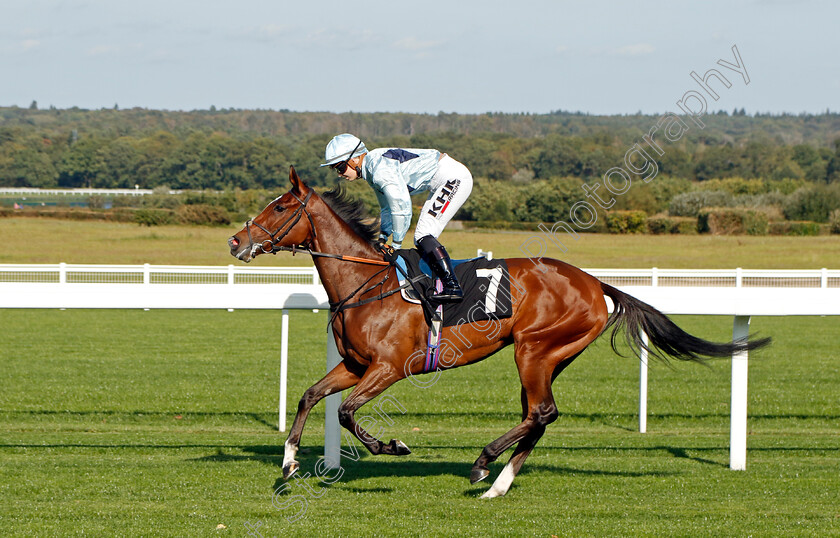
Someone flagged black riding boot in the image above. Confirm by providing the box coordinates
[417,236,463,303]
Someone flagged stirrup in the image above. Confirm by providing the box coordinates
[429,283,463,303]
[432,293,463,303]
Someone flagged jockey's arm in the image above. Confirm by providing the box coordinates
[379,183,412,249]
[375,188,393,242]
[371,162,413,249]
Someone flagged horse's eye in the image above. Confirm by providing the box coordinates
[274,205,282,212]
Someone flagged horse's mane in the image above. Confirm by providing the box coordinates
[319,184,379,245]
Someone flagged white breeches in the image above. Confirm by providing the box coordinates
[413,155,473,244]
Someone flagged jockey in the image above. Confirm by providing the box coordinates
[321,133,473,303]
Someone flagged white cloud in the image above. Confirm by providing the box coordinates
[20,39,41,52]
[1,39,42,55]
[296,28,379,52]
[255,23,293,39]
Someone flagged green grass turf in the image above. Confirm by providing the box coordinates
[1,309,838,537]
[1,216,839,268]
[1,218,838,535]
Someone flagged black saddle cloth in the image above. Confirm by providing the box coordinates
[394,249,513,328]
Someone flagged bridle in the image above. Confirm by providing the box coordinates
[238,187,438,322]
[240,188,391,266]
[243,190,317,257]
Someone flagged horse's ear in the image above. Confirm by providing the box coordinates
[289,166,308,194]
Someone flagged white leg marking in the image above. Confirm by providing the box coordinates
[480,461,516,499]
[283,440,298,468]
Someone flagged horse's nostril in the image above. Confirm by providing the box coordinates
[229,237,240,248]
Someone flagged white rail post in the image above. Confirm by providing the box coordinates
[639,331,649,433]
[324,330,342,468]
[143,263,151,311]
[278,309,289,432]
[58,263,67,310]
[638,268,657,433]
[730,315,751,470]
[227,265,235,312]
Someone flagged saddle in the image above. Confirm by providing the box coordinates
[393,249,513,328]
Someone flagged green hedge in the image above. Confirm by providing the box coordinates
[831,210,840,234]
[0,205,228,226]
[175,204,231,226]
[768,221,822,236]
[462,220,542,231]
[697,207,768,235]
[606,211,647,234]
[646,216,698,235]
[0,207,136,222]
[134,209,176,226]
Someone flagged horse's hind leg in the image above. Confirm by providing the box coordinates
[480,357,579,498]
[480,424,544,498]
[471,337,593,493]
[283,361,361,480]
[469,359,560,485]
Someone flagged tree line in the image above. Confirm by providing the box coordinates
[2,106,840,227]
[3,106,839,189]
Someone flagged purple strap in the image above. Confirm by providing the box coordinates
[424,279,444,372]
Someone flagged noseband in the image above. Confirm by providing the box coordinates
[244,190,316,255]
[238,187,424,323]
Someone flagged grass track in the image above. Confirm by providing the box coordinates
[1,310,838,537]
[1,218,838,535]
[1,217,839,268]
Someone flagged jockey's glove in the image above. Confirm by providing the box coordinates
[376,241,399,264]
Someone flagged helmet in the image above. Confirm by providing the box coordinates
[320,133,367,167]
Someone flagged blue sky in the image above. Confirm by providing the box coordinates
[1,0,838,114]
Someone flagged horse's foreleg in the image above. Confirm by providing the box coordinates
[337,365,410,456]
[283,361,361,480]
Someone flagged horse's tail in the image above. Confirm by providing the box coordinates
[600,282,771,363]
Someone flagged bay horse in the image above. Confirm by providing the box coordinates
[228,167,770,498]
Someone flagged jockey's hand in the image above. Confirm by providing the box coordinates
[376,241,399,264]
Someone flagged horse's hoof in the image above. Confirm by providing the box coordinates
[283,460,300,480]
[389,439,412,456]
[480,487,504,499]
[470,466,490,484]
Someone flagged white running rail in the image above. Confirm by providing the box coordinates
[1,264,838,471]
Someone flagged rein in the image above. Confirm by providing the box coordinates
[271,245,391,266]
[242,189,404,322]
[243,189,389,267]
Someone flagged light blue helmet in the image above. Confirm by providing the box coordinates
[320,133,367,167]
